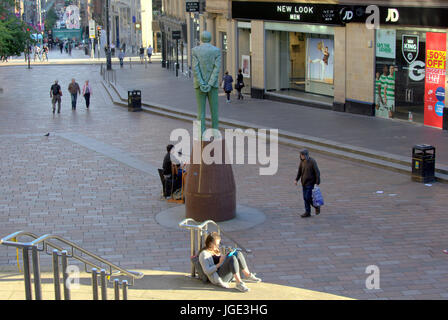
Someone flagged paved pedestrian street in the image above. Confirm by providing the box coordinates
[0,64,448,300]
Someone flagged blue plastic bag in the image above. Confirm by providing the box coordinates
[312,186,324,207]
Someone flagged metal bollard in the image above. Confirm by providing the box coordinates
[129,57,132,69]
[22,247,32,300]
[100,269,107,300]
[91,268,99,300]
[31,246,42,300]
[114,279,120,300]
[52,250,61,300]
[61,250,70,300]
[122,280,128,300]
[190,229,195,277]
[197,229,201,256]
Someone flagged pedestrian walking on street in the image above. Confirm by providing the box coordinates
[59,41,63,54]
[139,46,144,63]
[294,149,321,218]
[42,45,49,61]
[68,78,81,110]
[33,45,41,62]
[235,69,245,100]
[222,71,233,103]
[147,44,153,63]
[118,49,125,68]
[82,80,92,109]
[50,80,62,114]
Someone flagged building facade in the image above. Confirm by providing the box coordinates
[159,0,189,70]
[167,0,448,129]
[108,0,142,53]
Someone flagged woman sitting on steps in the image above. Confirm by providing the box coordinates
[199,232,261,292]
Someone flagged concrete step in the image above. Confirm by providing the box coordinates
[0,269,351,300]
[101,80,448,183]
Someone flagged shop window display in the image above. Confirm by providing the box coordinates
[375,29,429,123]
[375,29,447,127]
[265,30,334,99]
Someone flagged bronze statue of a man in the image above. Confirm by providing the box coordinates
[192,31,221,138]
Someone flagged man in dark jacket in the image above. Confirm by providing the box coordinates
[68,78,81,110]
[162,144,175,176]
[294,149,321,218]
[162,144,182,194]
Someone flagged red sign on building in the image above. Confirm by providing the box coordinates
[424,32,446,129]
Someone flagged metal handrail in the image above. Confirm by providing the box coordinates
[1,231,143,284]
[179,218,221,233]
[179,218,250,253]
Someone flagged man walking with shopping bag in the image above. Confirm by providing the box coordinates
[294,149,322,218]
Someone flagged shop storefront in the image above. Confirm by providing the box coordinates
[237,22,252,95]
[230,1,448,129]
[264,23,335,98]
[233,1,342,104]
[375,27,447,127]
[159,17,186,71]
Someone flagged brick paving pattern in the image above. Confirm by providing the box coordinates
[0,65,447,300]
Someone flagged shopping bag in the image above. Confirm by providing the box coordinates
[312,186,324,207]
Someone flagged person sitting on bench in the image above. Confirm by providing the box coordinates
[162,144,182,193]
[199,232,261,292]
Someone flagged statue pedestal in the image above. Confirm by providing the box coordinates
[185,138,236,222]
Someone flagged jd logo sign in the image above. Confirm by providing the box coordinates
[386,8,399,22]
[402,35,419,64]
[339,7,354,22]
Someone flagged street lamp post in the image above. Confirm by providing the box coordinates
[106,0,112,70]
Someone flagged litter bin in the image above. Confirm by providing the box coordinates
[128,90,142,112]
[412,144,435,183]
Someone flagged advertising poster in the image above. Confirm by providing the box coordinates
[394,33,426,115]
[424,32,446,128]
[376,29,396,59]
[241,55,250,78]
[307,38,334,84]
[65,5,80,29]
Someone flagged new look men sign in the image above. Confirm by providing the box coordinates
[232,1,340,25]
[277,5,315,21]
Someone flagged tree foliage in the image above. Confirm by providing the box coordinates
[0,0,34,61]
[44,7,57,31]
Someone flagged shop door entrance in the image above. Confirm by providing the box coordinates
[394,31,426,123]
[221,32,227,75]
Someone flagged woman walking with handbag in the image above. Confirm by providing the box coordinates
[222,71,234,103]
[235,69,245,100]
[82,80,92,109]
